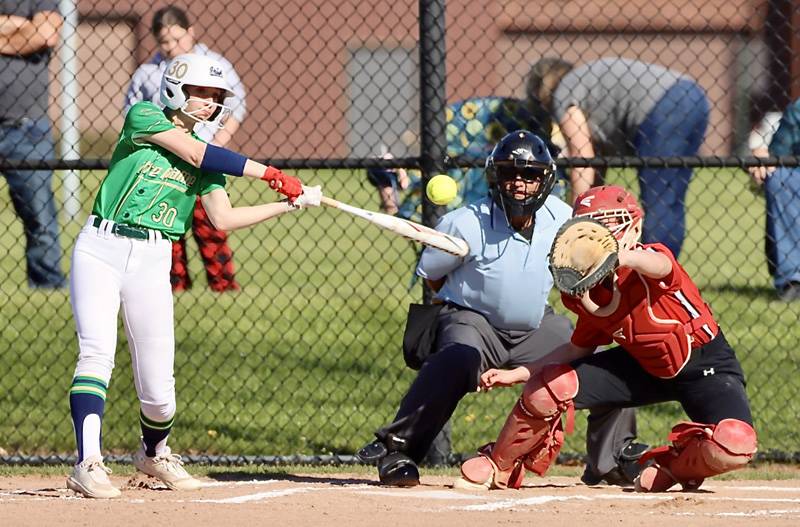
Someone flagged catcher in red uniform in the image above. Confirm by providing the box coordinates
[456,185,756,492]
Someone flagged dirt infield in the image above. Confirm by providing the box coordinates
[2,471,800,526]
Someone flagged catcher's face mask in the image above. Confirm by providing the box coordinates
[573,185,644,250]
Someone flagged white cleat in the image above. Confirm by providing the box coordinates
[452,455,501,491]
[66,455,122,499]
[132,446,203,491]
[452,476,491,491]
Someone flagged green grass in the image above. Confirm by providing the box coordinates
[0,167,797,462]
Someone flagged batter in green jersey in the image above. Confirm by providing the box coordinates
[66,53,323,500]
[92,101,226,240]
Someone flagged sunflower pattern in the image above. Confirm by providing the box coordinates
[393,96,566,221]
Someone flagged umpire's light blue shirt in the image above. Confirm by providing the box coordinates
[417,196,572,331]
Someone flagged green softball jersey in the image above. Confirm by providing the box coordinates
[91,101,226,241]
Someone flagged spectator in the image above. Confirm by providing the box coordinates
[748,107,800,301]
[527,57,710,258]
[124,5,247,292]
[367,146,409,216]
[0,1,66,288]
[357,131,646,488]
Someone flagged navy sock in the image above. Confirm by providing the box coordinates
[69,376,108,462]
[140,411,174,457]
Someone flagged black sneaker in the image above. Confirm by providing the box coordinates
[580,468,603,486]
[580,442,650,487]
[601,466,635,487]
[357,434,411,465]
[378,452,420,487]
[617,442,650,484]
[356,440,388,465]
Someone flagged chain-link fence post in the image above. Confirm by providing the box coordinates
[418,0,451,466]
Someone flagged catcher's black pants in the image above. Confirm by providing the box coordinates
[376,304,638,473]
[572,330,753,426]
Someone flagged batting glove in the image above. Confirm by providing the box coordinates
[261,166,303,200]
[290,185,323,209]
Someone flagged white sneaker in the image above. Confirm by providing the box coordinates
[66,455,121,499]
[452,476,492,491]
[132,446,203,490]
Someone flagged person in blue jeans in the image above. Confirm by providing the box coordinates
[749,105,800,301]
[0,1,66,288]
[527,57,710,258]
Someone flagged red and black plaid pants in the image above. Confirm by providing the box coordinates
[171,197,239,292]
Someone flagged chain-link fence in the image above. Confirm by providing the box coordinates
[0,0,798,466]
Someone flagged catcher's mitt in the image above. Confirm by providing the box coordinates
[548,217,619,296]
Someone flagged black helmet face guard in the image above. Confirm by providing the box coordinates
[495,167,548,211]
[485,131,557,224]
[491,160,554,201]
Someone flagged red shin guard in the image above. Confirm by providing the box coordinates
[459,365,579,489]
[636,419,757,492]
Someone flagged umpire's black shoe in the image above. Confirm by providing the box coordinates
[595,466,634,487]
[357,440,388,465]
[618,441,651,483]
[357,434,410,465]
[581,442,650,487]
[378,452,420,487]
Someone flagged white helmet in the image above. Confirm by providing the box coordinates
[160,53,234,128]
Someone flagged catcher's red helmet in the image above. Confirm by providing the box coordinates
[573,185,643,250]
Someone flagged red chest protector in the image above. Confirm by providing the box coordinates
[571,269,694,378]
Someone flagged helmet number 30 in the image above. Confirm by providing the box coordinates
[167,61,188,79]
[152,202,178,228]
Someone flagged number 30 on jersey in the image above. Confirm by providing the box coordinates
[152,202,177,228]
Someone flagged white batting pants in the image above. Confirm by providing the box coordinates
[70,217,176,422]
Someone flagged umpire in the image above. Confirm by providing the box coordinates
[358,131,644,486]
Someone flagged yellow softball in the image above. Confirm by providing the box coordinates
[426,174,458,205]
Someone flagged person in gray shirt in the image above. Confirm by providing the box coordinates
[0,0,65,288]
[528,57,709,258]
[357,131,646,487]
